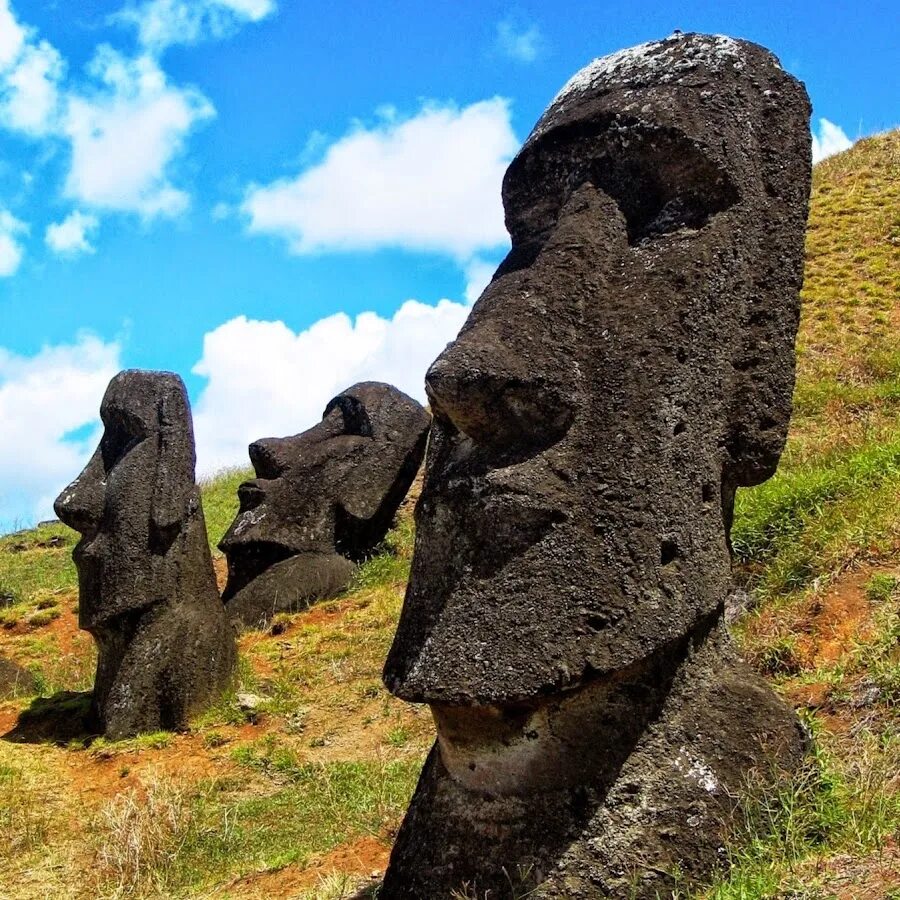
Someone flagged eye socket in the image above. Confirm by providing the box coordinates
[504,120,739,252]
[99,413,145,472]
[323,395,373,437]
[588,132,739,244]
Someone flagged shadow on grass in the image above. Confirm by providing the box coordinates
[2,689,99,745]
[0,653,38,700]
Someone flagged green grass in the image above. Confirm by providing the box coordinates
[199,466,251,552]
[732,436,900,597]
[91,755,421,897]
[0,521,78,611]
[691,732,900,899]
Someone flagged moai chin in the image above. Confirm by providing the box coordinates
[381,33,812,899]
[220,382,430,629]
[55,370,235,740]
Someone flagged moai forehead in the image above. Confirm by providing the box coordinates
[383,33,811,705]
[220,381,430,598]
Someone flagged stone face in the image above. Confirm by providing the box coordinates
[381,33,812,898]
[220,382,430,628]
[54,370,235,740]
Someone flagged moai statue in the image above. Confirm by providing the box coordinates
[55,371,235,740]
[381,33,812,899]
[220,382,430,628]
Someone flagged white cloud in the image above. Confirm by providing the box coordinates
[0,38,64,136]
[0,0,26,71]
[0,0,65,137]
[463,256,497,304]
[242,99,518,260]
[0,208,27,276]
[45,211,99,257]
[62,46,215,218]
[192,297,472,472]
[0,2,216,224]
[812,118,853,164]
[117,0,276,51]
[0,334,120,529]
[495,18,543,63]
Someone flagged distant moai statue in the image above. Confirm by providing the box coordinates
[220,382,430,628]
[381,33,812,899]
[55,370,235,739]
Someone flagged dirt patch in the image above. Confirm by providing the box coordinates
[292,598,357,631]
[0,703,19,733]
[225,834,389,898]
[750,565,893,675]
[0,600,88,656]
[63,729,247,802]
[795,842,900,899]
[213,555,229,593]
[793,569,879,667]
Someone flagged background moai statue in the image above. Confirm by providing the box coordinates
[220,382,430,628]
[55,370,235,740]
[381,33,812,899]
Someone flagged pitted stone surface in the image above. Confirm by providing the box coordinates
[55,370,235,740]
[220,382,430,628]
[381,32,812,898]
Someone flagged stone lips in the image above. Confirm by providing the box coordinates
[380,31,812,898]
[220,382,430,629]
[383,623,808,898]
[54,370,235,739]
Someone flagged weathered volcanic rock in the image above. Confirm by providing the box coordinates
[381,32,812,899]
[220,382,430,629]
[54,370,235,740]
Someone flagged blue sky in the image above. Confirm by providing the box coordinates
[0,0,897,530]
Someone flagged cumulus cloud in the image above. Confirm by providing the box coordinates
[0,1,65,137]
[242,99,518,260]
[192,297,472,472]
[0,209,27,276]
[45,211,99,257]
[0,0,26,70]
[62,47,215,218]
[0,334,120,529]
[0,2,218,224]
[812,118,854,164]
[0,38,64,136]
[495,18,543,63]
[117,0,276,51]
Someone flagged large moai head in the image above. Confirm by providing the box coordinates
[220,382,430,628]
[380,33,811,898]
[384,32,811,705]
[55,370,234,739]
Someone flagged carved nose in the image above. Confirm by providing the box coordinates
[248,438,291,479]
[53,450,105,536]
[426,335,575,451]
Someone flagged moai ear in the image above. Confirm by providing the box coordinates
[723,118,809,492]
[149,382,195,549]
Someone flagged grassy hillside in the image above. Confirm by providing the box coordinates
[0,131,898,899]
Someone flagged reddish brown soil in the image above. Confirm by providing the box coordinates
[64,731,241,801]
[213,555,229,593]
[749,565,893,677]
[793,569,877,667]
[225,834,389,898]
[0,600,92,661]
